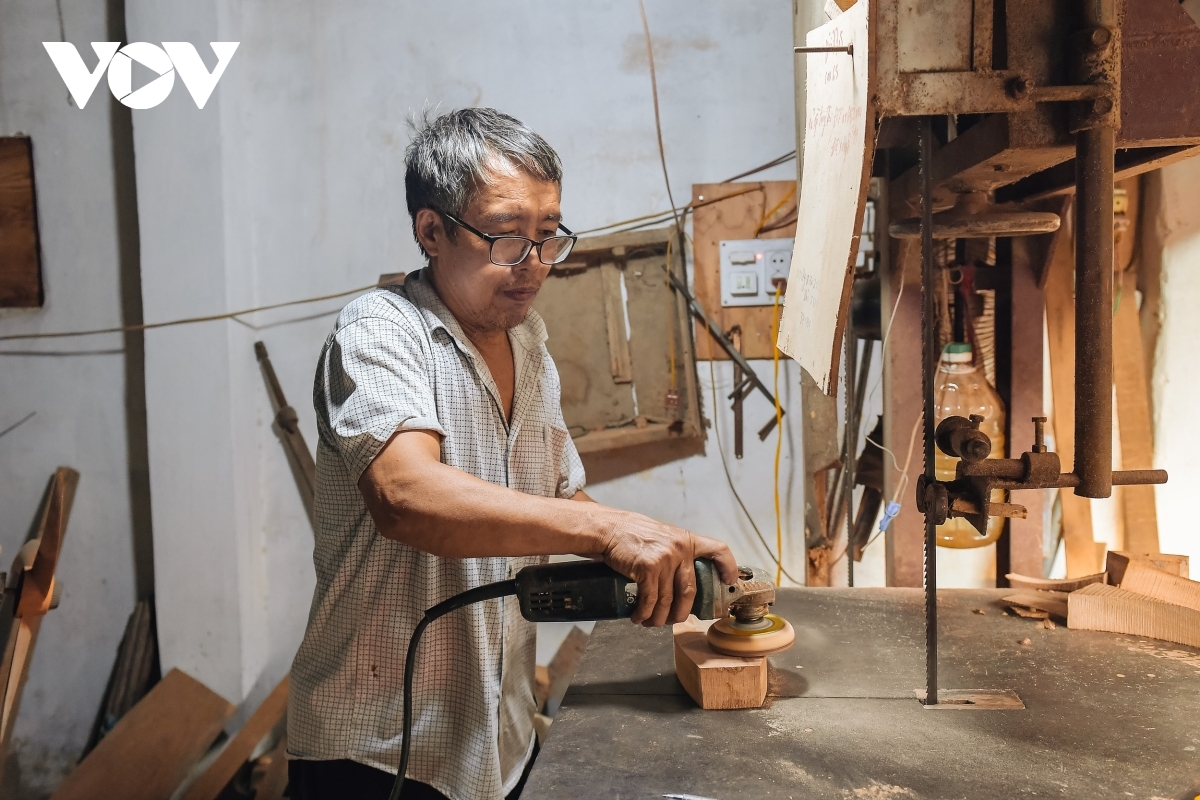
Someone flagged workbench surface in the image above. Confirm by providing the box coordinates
[522,588,1200,800]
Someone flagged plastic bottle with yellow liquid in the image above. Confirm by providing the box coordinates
[934,343,1006,548]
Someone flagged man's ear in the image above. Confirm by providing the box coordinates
[415,208,444,257]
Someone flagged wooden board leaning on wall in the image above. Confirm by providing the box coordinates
[533,226,704,483]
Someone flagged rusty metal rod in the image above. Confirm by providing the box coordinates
[1073,125,1115,498]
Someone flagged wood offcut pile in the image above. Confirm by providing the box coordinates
[1002,551,1200,647]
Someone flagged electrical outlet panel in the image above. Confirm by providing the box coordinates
[719,238,794,307]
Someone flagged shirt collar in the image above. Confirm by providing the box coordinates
[403,268,549,355]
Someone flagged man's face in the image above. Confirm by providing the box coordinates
[416,165,561,334]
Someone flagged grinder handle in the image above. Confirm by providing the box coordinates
[514,558,722,622]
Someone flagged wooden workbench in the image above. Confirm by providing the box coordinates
[522,588,1200,799]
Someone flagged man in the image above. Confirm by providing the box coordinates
[287,108,737,800]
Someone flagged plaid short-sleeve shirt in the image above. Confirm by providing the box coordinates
[288,269,586,800]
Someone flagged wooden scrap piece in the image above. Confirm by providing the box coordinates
[180,675,290,800]
[673,616,766,710]
[1005,571,1105,592]
[1105,551,1190,585]
[1067,583,1200,649]
[1118,562,1200,614]
[51,668,234,800]
[541,626,589,717]
[1001,591,1068,620]
[599,262,633,384]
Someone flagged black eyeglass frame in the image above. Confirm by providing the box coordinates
[436,210,578,266]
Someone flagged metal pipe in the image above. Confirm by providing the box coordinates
[1073,125,1115,498]
[845,331,857,586]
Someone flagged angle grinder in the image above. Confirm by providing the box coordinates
[388,558,793,800]
[512,558,794,656]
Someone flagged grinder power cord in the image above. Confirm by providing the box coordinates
[387,559,793,800]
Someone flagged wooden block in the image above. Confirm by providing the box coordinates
[1118,562,1200,613]
[1001,592,1068,620]
[672,617,766,710]
[51,668,234,800]
[0,137,43,308]
[1068,583,1200,648]
[180,676,289,800]
[1005,571,1106,592]
[1105,551,1190,585]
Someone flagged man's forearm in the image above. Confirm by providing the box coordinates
[361,450,609,559]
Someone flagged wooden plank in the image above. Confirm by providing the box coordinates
[0,468,80,775]
[179,676,289,800]
[51,669,234,800]
[1005,571,1106,592]
[1068,583,1200,648]
[599,262,632,384]
[1001,591,1068,620]
[691,181,797,361]
[17,468,80,617]
[0,137,44,307]
[1105,551,1190,585]
[570,422,674,455]
[1118,562,1200,613]
[1003,238,1046,580]
[1043,211,1100,576]
[672,617,766,710]
[1112,269,1159,552]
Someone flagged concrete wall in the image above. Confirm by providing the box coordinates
[1152,155,1200,574]
[127,0,809,714]
[0,1,141,795]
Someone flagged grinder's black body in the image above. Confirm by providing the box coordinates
[514,558,721,622]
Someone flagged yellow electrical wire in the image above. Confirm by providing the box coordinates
[771,283,784,585]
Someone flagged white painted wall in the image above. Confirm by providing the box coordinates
[125,0,805,712]
[1152,155,1200,576]
[0,2,139,795]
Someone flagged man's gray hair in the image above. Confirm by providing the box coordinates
[405,108,563,257]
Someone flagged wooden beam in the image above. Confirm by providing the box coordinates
[1043,213,1100,576]
[1113,267,1159,553]
[1001,238,1046,581]
[51,669,234,800]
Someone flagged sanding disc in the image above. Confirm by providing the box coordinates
[706,613,795,657]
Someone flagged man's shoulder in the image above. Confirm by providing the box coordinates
[334,286,426,338]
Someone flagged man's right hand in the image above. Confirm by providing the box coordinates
[594,509,739,628]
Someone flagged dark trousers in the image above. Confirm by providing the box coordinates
[288,742,539,800]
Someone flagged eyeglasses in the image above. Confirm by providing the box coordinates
[438,210,578,266]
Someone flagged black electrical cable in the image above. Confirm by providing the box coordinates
[387,578,520,800]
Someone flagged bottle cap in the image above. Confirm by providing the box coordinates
[941,343,973,363]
